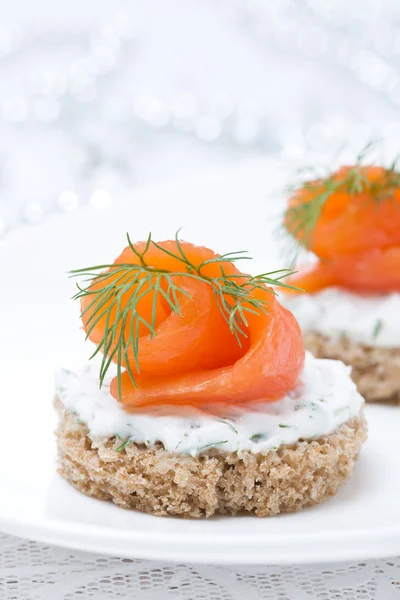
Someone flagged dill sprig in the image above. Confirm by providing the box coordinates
[116,438,131,453]
[284,142,400,252]
[70,231,298,398]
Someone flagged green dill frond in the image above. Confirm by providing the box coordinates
[283,142,400,253]
[70,231,299,398]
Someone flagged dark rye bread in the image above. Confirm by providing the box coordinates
[55,399,367,518]
[304,331,400,404]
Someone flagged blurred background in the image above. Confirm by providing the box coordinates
[1,0,400,237]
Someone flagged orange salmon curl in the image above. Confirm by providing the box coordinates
[80,240,305,411]
[285,165,400,293]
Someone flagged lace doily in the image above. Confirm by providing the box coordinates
[0,532,399,600]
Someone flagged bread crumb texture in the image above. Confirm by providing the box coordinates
[55,400,367,518]
[304,331,400,404]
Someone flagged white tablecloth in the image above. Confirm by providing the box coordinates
[1,532,399,599]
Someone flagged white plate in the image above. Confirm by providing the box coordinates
[0,158,399,565]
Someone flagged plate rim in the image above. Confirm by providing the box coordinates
[1,507,400,564]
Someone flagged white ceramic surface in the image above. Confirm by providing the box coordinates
[0,160,399,565]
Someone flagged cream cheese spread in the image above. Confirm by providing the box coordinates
[56,352,363,456]
[284,288,400,347]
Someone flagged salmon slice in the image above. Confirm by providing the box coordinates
[111,291,304,407]
[286,166,400,259]
[289,247,400,293]
[286,165,400,293]
[285,263,336,295]
[81,239,304,409]
[81,241,249,375]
